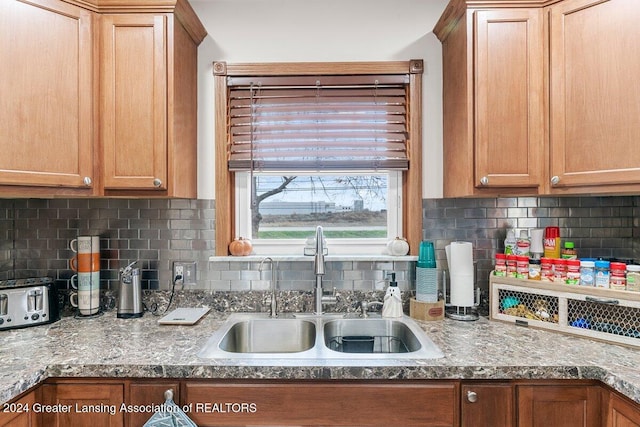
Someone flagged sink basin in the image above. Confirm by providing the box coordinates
[219,318,315,353]
[197,313,444,364]
[323,318,421,353]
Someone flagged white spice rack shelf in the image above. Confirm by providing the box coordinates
[490,274,640,349]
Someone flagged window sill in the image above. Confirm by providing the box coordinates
[208,255,418,263]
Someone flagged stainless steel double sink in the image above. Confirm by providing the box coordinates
[197,313,444,362]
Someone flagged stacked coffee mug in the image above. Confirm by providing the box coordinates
[69,236,100,316]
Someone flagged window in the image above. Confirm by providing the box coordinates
[214,61,423,256]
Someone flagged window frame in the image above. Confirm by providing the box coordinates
[214,60,423,256]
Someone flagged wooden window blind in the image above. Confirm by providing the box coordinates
[226,74,410,172]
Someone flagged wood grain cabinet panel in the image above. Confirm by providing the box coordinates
[183,381,459,427]
[100,11,201,197]
[517,385,601,427]
[461,382,515,427]
[40,382,124,427]
[0,0,96,194]
[548,0,640,191]
[435,0,640,197]
[607,392,640,427]
[0,390,37,427]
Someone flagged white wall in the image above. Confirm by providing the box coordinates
[191,0,448,199]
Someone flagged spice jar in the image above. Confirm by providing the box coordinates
[528,258,541,281]
[541,258,553,282]
[565,259,581,285]
[579,260,595,287]
[494,253,507,276]
[609,262,627,290]
[506,254,517,278]
[594,260,610,288]
[626,264,640,292]
[553,258,567,283]
[561,241,577,259]
[516,255,529,279]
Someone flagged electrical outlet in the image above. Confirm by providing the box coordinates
[173,261,197,285]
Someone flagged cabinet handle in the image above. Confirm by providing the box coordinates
[153,178,162,188]
[550,175,560,185]
[83,177,92,186]
[466,390,478,403]
[480,176,489,186]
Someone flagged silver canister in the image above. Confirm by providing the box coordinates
[117,261,144,318]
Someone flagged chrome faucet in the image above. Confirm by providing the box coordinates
[259,257,278,317]
[313,226,336,314]
[314,226,325,314]
[357,300,383,318]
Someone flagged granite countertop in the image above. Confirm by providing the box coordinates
[1,309,639,405]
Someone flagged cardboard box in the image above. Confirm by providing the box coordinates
[410,298,444,321]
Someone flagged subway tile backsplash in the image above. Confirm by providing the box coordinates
[0,196,638,294]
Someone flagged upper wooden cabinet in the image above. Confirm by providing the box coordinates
[434,0,640,197]
[0,0,97,196]
[548,0,640,192]
[101,9,203,197]
[0,0,206,198]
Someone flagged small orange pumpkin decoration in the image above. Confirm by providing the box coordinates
[229,237,253,256]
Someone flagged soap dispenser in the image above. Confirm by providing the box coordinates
[382,273,403,318]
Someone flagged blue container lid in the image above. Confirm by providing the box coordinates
[595,260,610,269]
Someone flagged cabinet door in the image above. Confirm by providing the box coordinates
[40,382,124,427]
[184,381,458,426]
[101,14,168,191]
[128,381,180,427]
[518,385,601,427]
[607,392,640,427]
[0,0,95,190]
[0,390,37,427]
[474,9,544,190]
[461,383,514,427]
[549,0,640,189]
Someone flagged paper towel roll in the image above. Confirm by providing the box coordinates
[446,241,475,307]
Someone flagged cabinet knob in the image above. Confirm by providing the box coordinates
[153,178,162,188]
[480,176,489,186]
[466,390,478,403]
[550,175,560,185]
[83,177,92,186]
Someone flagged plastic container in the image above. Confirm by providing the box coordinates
[515,230,530,256]
[626,264,640,292]
[595,260,610,288]
[516,255,529,279]
[561,242,577,259]
[540,258,554,282]
[565,259,581,285]
[609,262,627,290]
[553,258,567,283]
[506,254,517,278]
[416,241,438,302]
[543,226,561,259]
[504,230,517,255]
[579,260,595,287]
[528,258,541,281]
[494,253,507,276]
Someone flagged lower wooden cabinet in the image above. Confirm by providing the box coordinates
[40,381,124,426]
[461,382,515,426]
[607,392,640,427]
[0,389,37,427]
[183,380,459,427]
[518,384,602,427]
[127,380,180,427]
[3,378,638,427]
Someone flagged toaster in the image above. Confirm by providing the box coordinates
[0,277,60,330]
